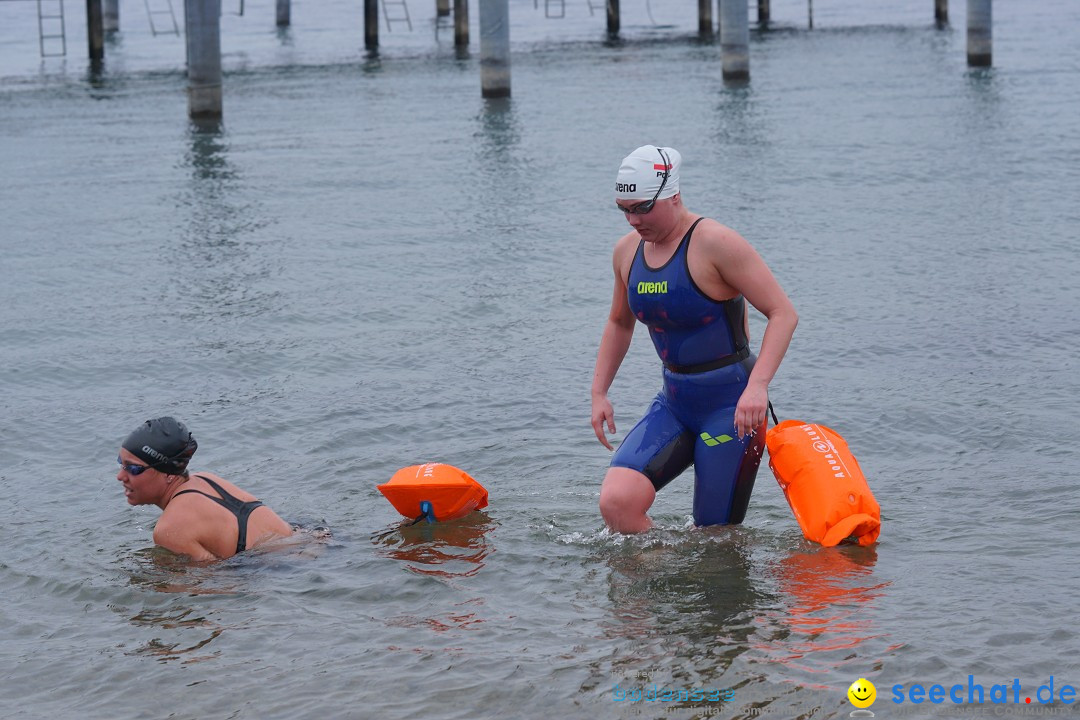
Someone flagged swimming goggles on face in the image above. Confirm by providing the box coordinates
[117,455,156,476]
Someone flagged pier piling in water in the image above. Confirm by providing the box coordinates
[607,0,619,38]
[365,0,378,51]
[277,0,290,26]
[720,0,749,82]
[437,0,450,18]
[967,0,991,66]
[86,0,104,63]
[479,0,510,97]
[698,0,712,38]
[454,0,469,47]
[103,0,118,32]
[935,0,947,25]
[185,0,223,118]
[758,0,769,26]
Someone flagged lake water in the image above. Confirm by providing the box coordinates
[2,0,1079,718]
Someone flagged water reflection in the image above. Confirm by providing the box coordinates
[122,546,245,594]
[714,84,769,150]
[595,533,887,714]
[600,531,770,686]
[185,118,234,187]
[371,512,495,579]
[172,119,278,327]
[115,537,326,663]
[370,514,495,641]
[964,65,1001,115]
[476,96,519,161]
[472,96,529,252]
[116,548,242,663]
[128,607,226,663]
[752,544,888,678]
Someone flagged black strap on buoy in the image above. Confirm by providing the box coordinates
[768,401,779,427]
[372,501,436,541]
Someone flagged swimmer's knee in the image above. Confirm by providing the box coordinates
[599,469,655,532]
[598,487,629,524]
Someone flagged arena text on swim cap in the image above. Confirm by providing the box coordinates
[890,676,1075,706]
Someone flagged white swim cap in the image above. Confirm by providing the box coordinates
[614,145,681,201]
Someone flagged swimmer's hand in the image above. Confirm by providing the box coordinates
[591,393,616,450]
[735,382,769,439]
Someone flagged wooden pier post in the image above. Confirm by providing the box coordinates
[479,0,510,97]
[935,0,947,25]
[276,0,290,26]
[758,0,769,26]
[967,0,991,66]
[185,0,223,118]
[437,0,450,17]
[607,0,619,38]
[103,0,118,32]
[365,0,378,51]
[720,0,749,82]
[454,0,469,47]
[86,0,104,63]
[698,0,712,38]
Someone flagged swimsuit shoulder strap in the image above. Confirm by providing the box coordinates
[172,488,216,501]
[627,236,646,286]
[680,216,706,252]
[654,217,705,270]
[174,475,264,555]
[193,475,244,505]
[195,475,264,554]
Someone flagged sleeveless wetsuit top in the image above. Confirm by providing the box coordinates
[627,217,749,373]
[173,475,265,554]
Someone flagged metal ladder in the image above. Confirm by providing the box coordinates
[36,0,67,57]
[144,0,180,36]
[534,0,565,19]
[381,0,412,31]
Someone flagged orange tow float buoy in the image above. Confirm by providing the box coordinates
[377,463,488,523]
[765,420,881,547]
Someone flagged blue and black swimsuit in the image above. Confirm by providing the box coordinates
[610,217,765,526]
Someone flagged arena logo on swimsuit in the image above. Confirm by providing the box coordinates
[799,425,847,479]
[636,281,668,295]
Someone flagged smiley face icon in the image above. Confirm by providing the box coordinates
[847,678,876,708]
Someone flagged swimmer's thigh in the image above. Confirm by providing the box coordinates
[610,395,695,492]
[691,408,766,526]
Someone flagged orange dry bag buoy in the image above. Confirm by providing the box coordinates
[377,463,488,523]
[765,420,881,547]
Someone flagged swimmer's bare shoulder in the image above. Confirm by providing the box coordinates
[613,231,639,282]
[159,473,294,560]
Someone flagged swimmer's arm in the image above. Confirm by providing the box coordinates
[153,520,219,562]
[711,227,798,433]
[591,236,638,449]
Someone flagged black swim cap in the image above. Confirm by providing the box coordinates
[122,417,198,475]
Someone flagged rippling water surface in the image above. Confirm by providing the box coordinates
[2,1,1079,718]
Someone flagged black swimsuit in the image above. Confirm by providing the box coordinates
[173,475,265,554]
